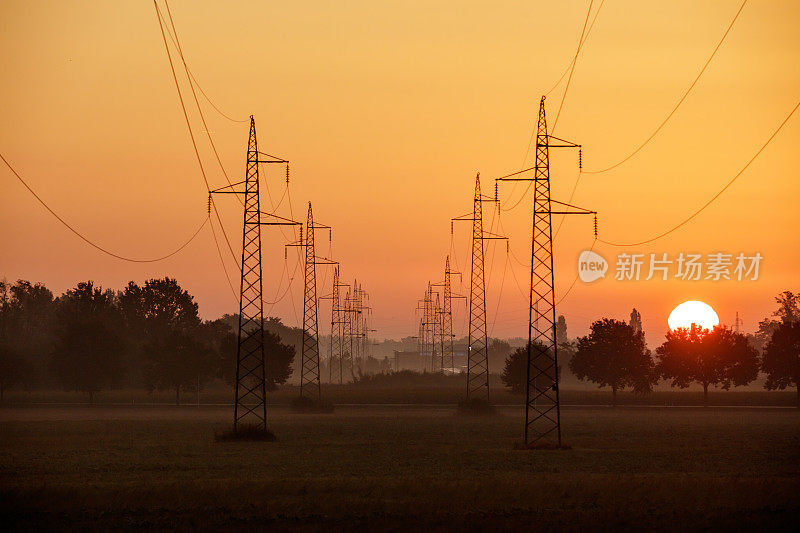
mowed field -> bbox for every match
[1,405,799,531]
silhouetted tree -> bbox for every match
[120,278,209,405]
[754,291,799,352]
[0,281,22,400]
[501,341,553,394]
[656,325,759,407]
[488,338,512,372]
[762,321,800,407]
[569,318,654,406]
[219,329,294,390]
[0,280,56,392]
[555,315,568,346]
[629,308,643,335]
[51,281,124,402]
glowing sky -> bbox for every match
[1,1,798,343]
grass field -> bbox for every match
[1,405,799,530]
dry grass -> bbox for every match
[0,405,798,530]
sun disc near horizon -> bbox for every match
[668,301,720,331]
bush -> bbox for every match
[290,395,335,414]
[214,423,276,442]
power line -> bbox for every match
[2,151,208,263]
[510,0,596,213]
[553,169,582,239]
[584,0,748,174]
[161,2,299,258]
[160,1,241,202]
[154,1,242,273]
[157,2,246,123]
[556,238,596,305]
[549,0,594,136]
[598,98,799,247]
[545,0,605,98]
[153,0,210,192]
[208,212,238,302]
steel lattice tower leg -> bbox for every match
[234,116,267,429]
[525,96,561,447]
[300,202,321,400]
[467,174,489,402]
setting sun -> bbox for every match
[668,300,720,331]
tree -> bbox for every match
[488,338,512,372]
[629,308,642,335]
[569,318,654,406]
[656,325,759,406]
[51,281,124,402]
[555,315,568,346]
[0,281,22,400]
[754,291,799,352]
[501,341,553,394]
[219,329,294,391]
[762,321,800,407]
[0,280,56,393]
[120,277,210,405]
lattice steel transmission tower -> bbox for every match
[287,203,335,400]
[433,256,464,373]
[209,115,294,430]
[496,96,595,447]
[341,287,359,381]
[453,174,506,402]
[417,316,425,360]
[416,283,435,371]
[322,267,349,384]
[349,281,371,372]
[432,291,444,372]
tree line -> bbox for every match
[502,292,800,406]
[0,278,295,403]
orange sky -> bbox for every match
[1,0,798,344]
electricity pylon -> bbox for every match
[341,287,360,381]
[350,281,371,372]
[433,256,465,373]
[287,202,335,400]
[417,283,437,371]
[496,95,596,447]
[209,115,296,430]
[432,291,444,372]
[321,267,349,384]
[453,175,507,402]
[417,317,425,360]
